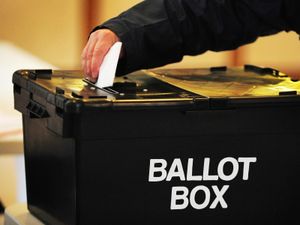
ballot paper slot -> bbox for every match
[103,87,120,95]
[82,79,120,95]
[71,89,110,99]
[82,78,140,96]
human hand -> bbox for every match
[81,29,121,82]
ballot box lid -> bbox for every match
[12,65,300,113]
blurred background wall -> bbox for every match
[0,0,85,69]
[1,0,299,72]
[0,0,300,210]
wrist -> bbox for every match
[91,29,120,42]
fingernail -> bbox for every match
[92,72,97,79]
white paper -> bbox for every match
[95,42,122,88]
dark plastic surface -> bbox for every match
[21,105,300,225]
[13,70,203,114]
[12,67,300,115]
[13,67,300,225]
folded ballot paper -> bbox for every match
[95,42,122,88]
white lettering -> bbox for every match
[166,158,186,181]
[148,159,167,182]
[238,157,257,180]
[210,185,229,209]
[203,158,218,181]
[170,186,189,210]
[187,158,203,181]
[218,157,239,181]
[190,186,211,210]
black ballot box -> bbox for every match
[13,66,300,225]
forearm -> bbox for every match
[93,0,299,75]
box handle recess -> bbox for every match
[26,100,49,118]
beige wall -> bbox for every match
[98,0,143,23]
[240,31,300,76]
[0,0,84,69]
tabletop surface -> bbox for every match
[4,203,43,225]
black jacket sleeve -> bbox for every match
[92,0,300,75]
